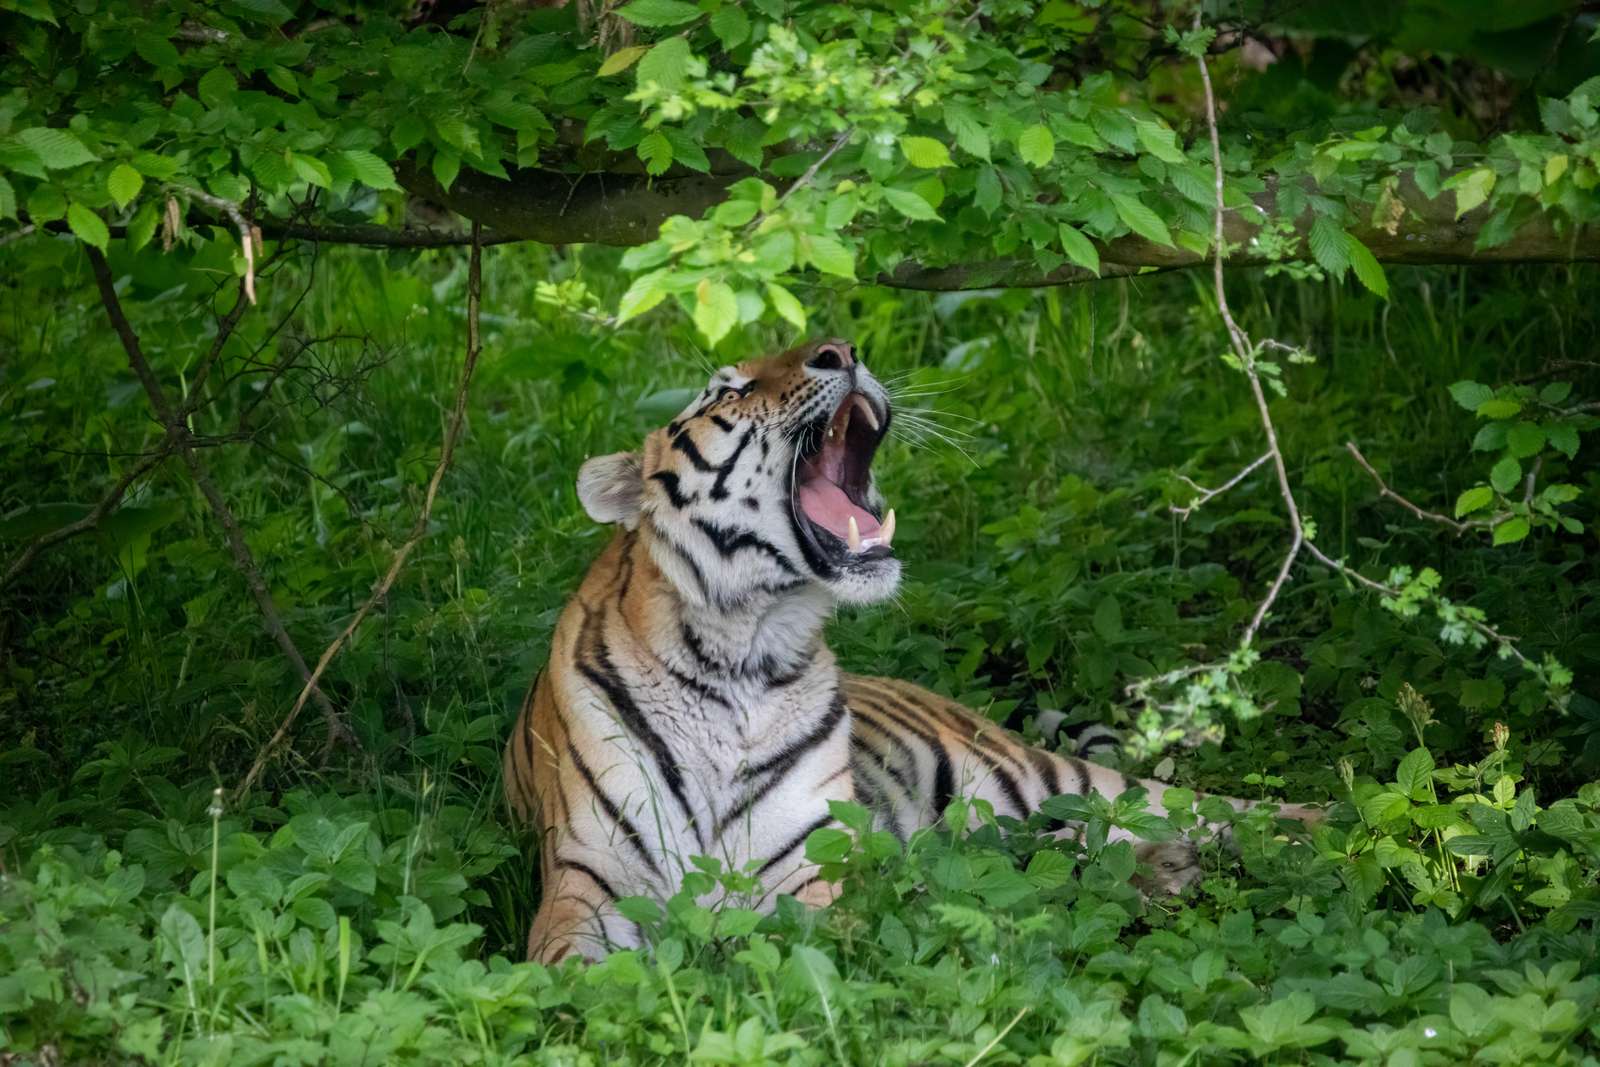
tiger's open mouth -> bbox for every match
[792,390,893,564]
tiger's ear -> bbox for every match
[577,451,644,527]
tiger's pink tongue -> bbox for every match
[798,478,880,541]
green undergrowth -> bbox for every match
[4,765,1598,1064]
[2,239,1599,1062]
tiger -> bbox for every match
[502,337,1321,963]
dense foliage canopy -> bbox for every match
[5,0,1600,330]
[2,1,1600,1064]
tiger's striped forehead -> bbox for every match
[653,346,842,449]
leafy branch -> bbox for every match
[1344,442,1489,537]
[1127,23,1573,755]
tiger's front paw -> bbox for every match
[794,879,842,908]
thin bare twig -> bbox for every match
[0,442,175,589]
[237,223,488,797]
[1170,451,1271,520]
[1345,441,1486,535]
[760,128,854,223]
[172,185,259,304]
[84,247,352,752]
[1520,455,1543,507]
[1,262,278,589]
[1193,38,1304,649]
[1513,359,1600,384]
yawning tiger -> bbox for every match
[502,337,1319,962]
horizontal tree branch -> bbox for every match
[395,164,1598,289]
[888,175,1600,289]
[19,165,1590,287]
[397,162,741,248]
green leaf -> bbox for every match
[432,150,461,191]
[712,199,758,226]
[1471,423,1507,451]
[1454,486,1493,517]
[1112,194,1173,247]
[1489,455,1521,494]
[17,127,98,169]
[1058,121,1103,150]
[974,166,1002,216]
[693,279,739,345]
[197,66,237,109]
[1476,398,1522,419]
[1017,124,1055,168]
[710,6,750,48]
[803,234,855,278]
[1546,423,1579,458]
[1506,422,1545,459]
[66,203,109,251]
[1394,747,1435,801]
[616,0,701,26]
[1359,790,1410,825]
[617,269,669,322]
[1344,234,1388,298]
[882,187,940,221]
[1308,216,1350,277]
[1057,223,1099,275]
[0,175,15,220]
[1092,596,1122,641]
[1023,850,1074,890]
[1090,107,1137,152]
[1492,517,1530,545]
[134,32,181,69]
[1135,120,1186,164]
[159,904,205,974]
[1451,167,1496,217]
[1459,677,1505,709]
[900,136,952,169]
[766,282,806,329]
[637,37,693,92]
[341,150,399,191]
[804,827,852,864]
[942,104,990,161]
[266,65,299,96]
[638,131,673,176]
[127,200,158,251]
[26,184,66,222]
[227,0,293,24]
[1539,380,1573,405]
[107,164,144,209]
[1448,381,1493,412]
[292,154,332,189]
[597,44,650,76]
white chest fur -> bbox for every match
[555,598,848,904]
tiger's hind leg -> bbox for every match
[526,864,640,964]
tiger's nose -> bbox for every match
[806,340,855,372]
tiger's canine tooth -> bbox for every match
[852,393,880,432]
[847,515,862,552]
[880,508,896,547]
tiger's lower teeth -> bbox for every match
[844,507,896,553]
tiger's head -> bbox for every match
[577,337,901,608]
